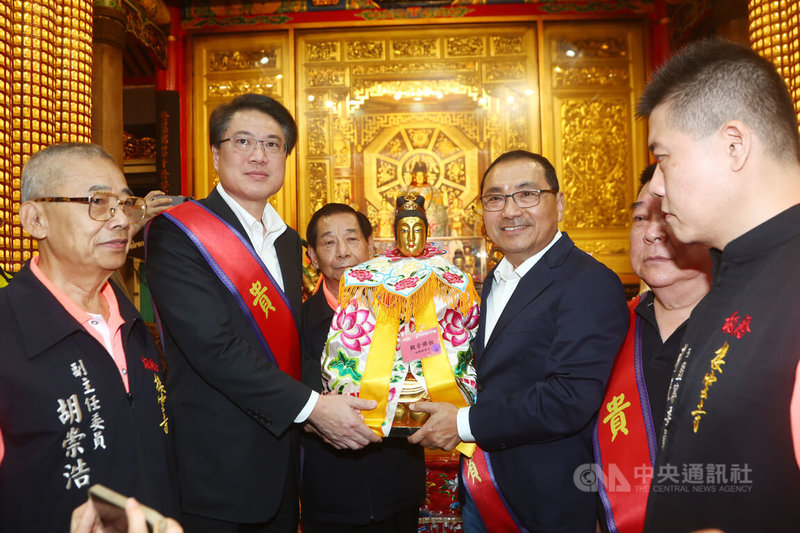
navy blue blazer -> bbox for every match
[469,233,628,532]
[146,189,309,523]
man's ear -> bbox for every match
[19,201,47,240]
[367,235,375,256]
[555,191,565,223]
[211,144,220,173]
[721,120,750,173]
[307,245,320,270]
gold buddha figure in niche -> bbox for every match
[407,160,433,208]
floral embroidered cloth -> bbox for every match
[342,245,471,298]
[322,244,479,436]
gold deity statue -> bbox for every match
[324,193,478,440]
[392,194,433,428]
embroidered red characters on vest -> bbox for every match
[721,310,752,339]
[141,356,160,373]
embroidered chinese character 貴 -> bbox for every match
[249,281,276,320]
[603,393,632,442]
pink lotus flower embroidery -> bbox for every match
[349,269,373,282]
[439,308,469,346]
[331,303,375,351]
[464,304,480,330]
[442,271,463,285]
[394,276,420,290]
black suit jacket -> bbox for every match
[469,233,628,532]
[300,289,425,525]
[145,189,309,523]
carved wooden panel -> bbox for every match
[190,32,296,224]
[187,20,648,281]
[296,25,539,234]
[541,21,648,280]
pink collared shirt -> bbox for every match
[0,257,129,465]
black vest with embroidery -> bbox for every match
[0,265,179,532]
[644,206,800,533]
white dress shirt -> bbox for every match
[216,184,287,291]
[456,231,562,442]
[216,184,319,422]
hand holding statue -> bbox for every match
[305,393,381,450]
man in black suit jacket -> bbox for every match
[146,94,379,533]
[301,203,425,532]
[411,150,628,531]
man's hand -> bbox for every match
[70,498,183,533]
[407,401,461,451]
[306,394,381,450]
[133,190,173,234]
[125,498,183,533]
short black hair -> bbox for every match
[208,93,298,155]
[639,162,657,191]
[481,150,559,194]
[637,37,800,163]
[306,203,372,248]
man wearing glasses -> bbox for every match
[145,93,379,533]
[0,143,179,531]
[411,150,627,532]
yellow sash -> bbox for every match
[359,297,474,456]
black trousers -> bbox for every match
[302,505,419,533]
[181,451,300,533]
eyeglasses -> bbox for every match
[220,136,286,155]
[35,192,147,223]
[479,189,557,212]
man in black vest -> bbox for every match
[638,38,800,532]
[0,143,180,532]
[146,94,379,533]
[301,203,426,533]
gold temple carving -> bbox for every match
[208,49,278,72]
[445,37,485,57]
[392,39,439,59]
[346,40,385,60]
[189,21,647,281]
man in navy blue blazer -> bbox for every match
[410,150,628,532]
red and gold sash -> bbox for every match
[151,201,301,381]
[593,295,656,533]
[461,446,527,533]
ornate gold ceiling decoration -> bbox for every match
[349,79,485,112]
